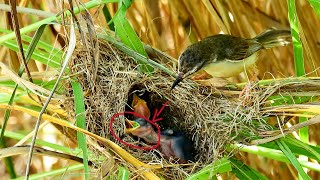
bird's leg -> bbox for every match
[239,67,259,102]
[190,70,212,80]
[198,77,231,87]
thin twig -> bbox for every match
[25,21,76,179]
[251,115,320,145]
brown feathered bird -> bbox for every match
[171,29,292,89]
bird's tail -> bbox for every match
[254,29,292,49]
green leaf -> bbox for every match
[230,157,268,180]
[186,158,232,180]
[98,33,175,76]
[117,166,130,180]
[260,140,320,161]
[121,0,133,9]
[113,2,153,74]
[102,5,115,31]
[276,139,311,180]
[71,82,89,180]
[14,164,84,180]
[0,128,81,155]
[3,39,62,68]
[308,0,320,17]
[283,137,320,161]
[287,3,309,179]
[0,27,62,56]
[288,0,305,77]
[232,143,320,172]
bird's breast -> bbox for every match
[202,53,258,78]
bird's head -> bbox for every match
[171,44,205,89]
[132,93,150,119]
[125,118,155,139]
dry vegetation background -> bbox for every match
[0,0,320,179]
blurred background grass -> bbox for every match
[0,0,320,179]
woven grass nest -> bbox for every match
[69,38,272,178]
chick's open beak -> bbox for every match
[171,72,184,90]
[125,119,140,134]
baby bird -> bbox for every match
[171,29,292,89]
[126,118,194,163]
[126,93,194,163]
[159,129,194,163]
[131,93,151,119]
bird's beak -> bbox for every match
[125,119,140,133]
[171,72,184,90]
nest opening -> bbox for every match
[126,84,188,131]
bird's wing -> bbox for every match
[171,137,186,160]
[172,136,194,161]
[220,38,263,61]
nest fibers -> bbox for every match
[68,39,271,178]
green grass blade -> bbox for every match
[24,24,47,65]
[260,140,320,161]
[113,1,153,73]
[230,157,268,180]
[102,5,115,31]
[186,158,232,180]
[117,166,130,180]
[307,0,320,17]
[288,0,305,77]
[14,164,84,180]
[98,33,175,76]
[276,139,311,180]
[0,140,16,178]
[287,2,308,179]
[0,27,62,56]
[233,144,320,172]
[71,82,89,180]
[283,136,320,161]
[3,39,62,68]
[0,128,81,155]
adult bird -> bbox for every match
[171,29,292,89]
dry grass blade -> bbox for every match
[263,103,320,114]
[14,121,49,146]
[0,62,63,99]
[8,0,37,98]
[202,0,230,34]
[82,10,100,88]
[252,115,320,145]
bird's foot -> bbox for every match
[239,80,259,106]
[190,70,212,80]
[194,77,231,87]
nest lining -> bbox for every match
[68,38,272,178]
